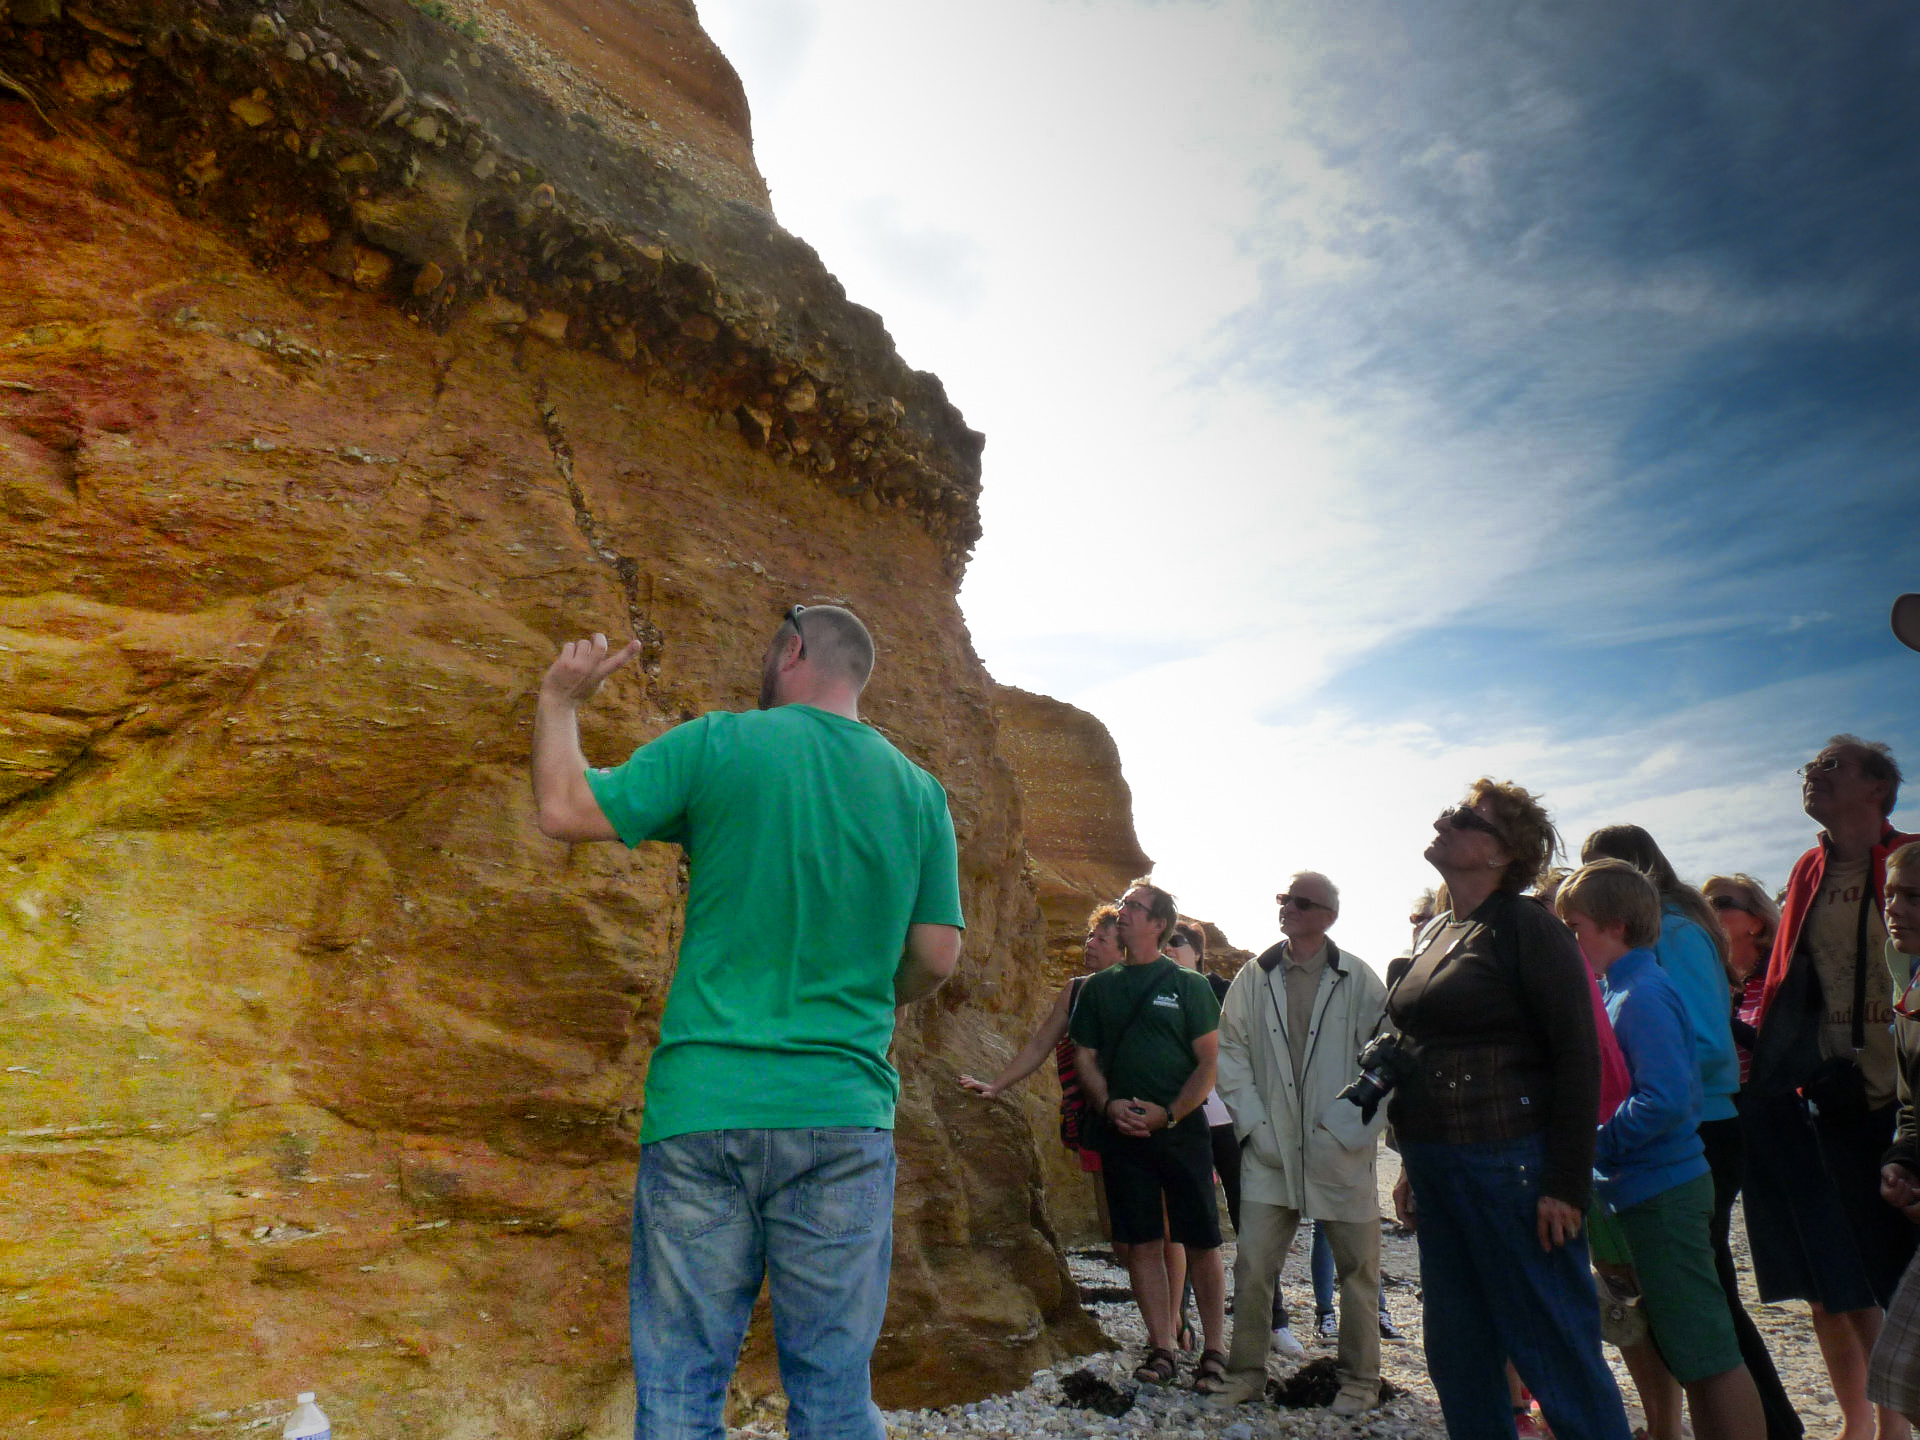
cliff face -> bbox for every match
[0,3,1096,1436]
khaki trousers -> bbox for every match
[1228,1201,1380,1401]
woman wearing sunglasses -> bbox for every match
[1386,780,1630,1440]
[1703,874,1781,1075]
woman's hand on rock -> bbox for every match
[957,1074,998,1098]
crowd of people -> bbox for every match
[530,598,1919,1440]
[963,733,1920,1440]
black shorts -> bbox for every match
[1100,1110,1222,1248]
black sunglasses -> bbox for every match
[785,603,808,658]
[1440,805,1503,840]
[1165,934,1193,949]
[1277,892,1330,912]
[1708,894,1753,915]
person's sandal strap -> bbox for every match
[1191,1348,1230,1393]
[1132,1347,1178,1384]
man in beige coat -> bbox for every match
[1211,871,1389,1414]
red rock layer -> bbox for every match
[0,5,1096,1435]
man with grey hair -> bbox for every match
[530,602,965,1440]
[1745,735,1916,1440]
[1212,871,1388,1415]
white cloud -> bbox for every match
[697,0,1919,972]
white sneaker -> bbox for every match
[1270,1324,1305,1359]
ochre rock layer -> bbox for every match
[0,3,1100,1436]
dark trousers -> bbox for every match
[1700,1115,1803,1440]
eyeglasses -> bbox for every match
[1798,755,1845,777]
[1708,894,1752,915]
[1165,935,1192,950]
[1277,893,1330,912]
[1118,898,1154,916]
[1439,805,1504,839]
[785,604,808,659]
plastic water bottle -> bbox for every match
[283,1392,331,1440]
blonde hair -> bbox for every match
[1556,859,1661,949]
[1466,778,1563,894]
[1701,873,1779,974]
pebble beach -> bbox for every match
[815,1150,1844,1440]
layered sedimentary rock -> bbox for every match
[0,3,1099,1435]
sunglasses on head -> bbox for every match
[1277,892,1329,912]
[1440,805,1503,839]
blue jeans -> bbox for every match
[631,1128,895,1440]
[1403,1135,1630,1440]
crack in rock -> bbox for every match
[531,381,663,676]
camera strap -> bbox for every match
[1852,884,1871,1055]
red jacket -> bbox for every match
[1748,821,1917,1031]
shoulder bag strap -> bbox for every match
[1853,887,1871,1054]
[1104,961,1174,1077]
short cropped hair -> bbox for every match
[1888,843,1920,877]
[783,604,875,690]
[1172,920,1207,960]
[1125,876,1179,948]
[1290,871,1340,915]
[1465,778,1564,894]
[1555,859,1661,949]
[1828,734,1902,816]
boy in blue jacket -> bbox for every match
[1557,860,1763,1440]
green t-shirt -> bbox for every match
[1068,957,1220,1107]
[584,704,964,1143]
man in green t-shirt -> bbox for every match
[530,604,965,1440]
[1070,878,1226,1388]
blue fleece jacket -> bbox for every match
[1594,948,1709,1211]
[1654,905,1741,1123]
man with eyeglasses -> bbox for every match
[1211,871,1387,1415]
[1744,736,1917,1440]
[1070,879,1227,1388]
[530,604,965,1440]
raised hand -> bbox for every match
[541,633,642,706]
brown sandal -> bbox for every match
[1192,1348,1230,1394]
[1132,1346,1178,1385]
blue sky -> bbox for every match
[699,0,1920,963]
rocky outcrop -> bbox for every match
[990,687,1152,984]
[0,4,1098,1436]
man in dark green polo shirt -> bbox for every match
[1071,878,1225,1387]
[530,604,965,1440]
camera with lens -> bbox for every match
[1337,1032,1417,1124]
